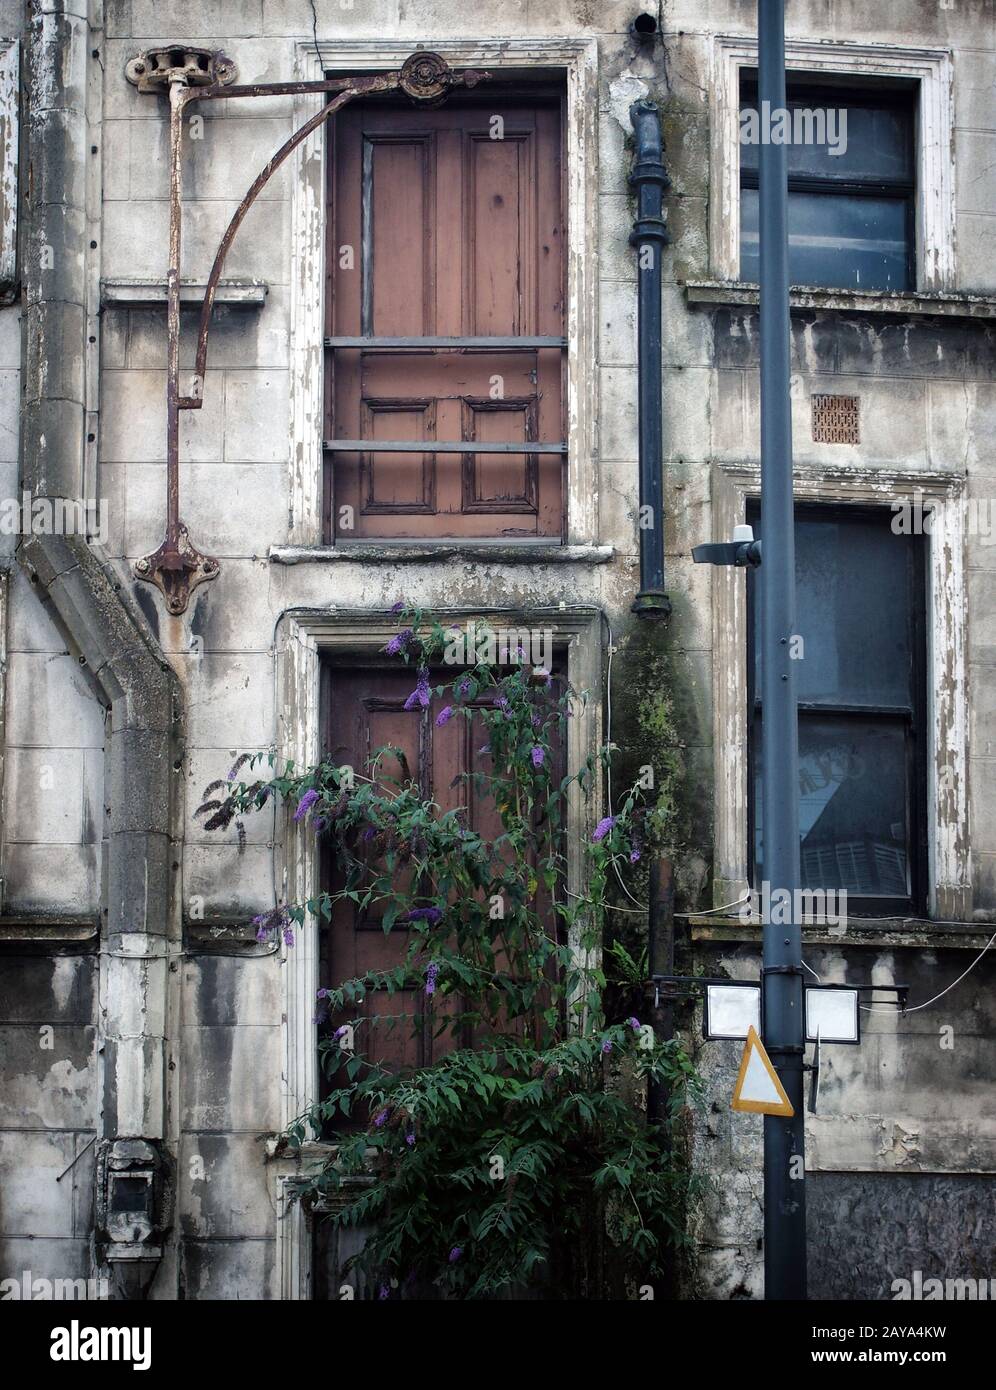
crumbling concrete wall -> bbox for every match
[0,0,104,1301]
[0,949,98,1291]
[1,0,102,918]
[2,0,180,1304]
[0,0,992,1300]
[687,941,996,1298]
[174,952,283,1298]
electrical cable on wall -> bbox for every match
[861,928,996,1014]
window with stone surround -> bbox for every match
[739,76,916,292]
[710,37,956,293]
[287,38,598,552]
[323,82,566,542]
[709,463,970,924]
[746,503,928,916]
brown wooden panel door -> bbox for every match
[318,662,564,1091]
[325,90,565,541]
[320,669,426,1076]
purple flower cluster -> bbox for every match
[374,1109,389,1128]
[448,1246,462,1264]
[227,753,249,783]
[384,627,414,656]
[425,961,440,996]
[436,705,454,727]
[404,667,431,711]
[293,788,319,822]
[531,745,545,769]
[627,1017,641,1032]
[252,905,293,947]
[601,1038,613,1054]
[592,815,615,843]
[405,906,443,925]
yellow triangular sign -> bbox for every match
[731,1025,794,1116]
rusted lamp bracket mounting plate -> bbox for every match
[135,523,219,616]
[125,46,238,93]
[129,50,488,615]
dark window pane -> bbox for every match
[741,186,910,290]
[752,512,914,707]
[754,715,910,897]
[748,507,925,911]
[739,100,913,182]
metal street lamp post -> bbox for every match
[757,0,808,1300]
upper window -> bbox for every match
[739,77,916,292]
[747,505,927,916]
[324,84,566,542]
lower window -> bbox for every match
[747,503,927,915]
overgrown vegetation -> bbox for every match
[199,606,702,1299]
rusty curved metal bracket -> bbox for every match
[134,52,489,614]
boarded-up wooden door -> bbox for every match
[325,89,565,540]
[318,662,563,1089]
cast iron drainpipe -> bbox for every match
[629,101,672,620]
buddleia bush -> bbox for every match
[201,605,702,1299]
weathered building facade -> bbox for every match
[0,0,993,1300]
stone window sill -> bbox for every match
[184,918,275,954]
[691,916,994,950]
[684,280,996,321]
[100,278,268,310]
[270,542,614,565]
[0,916,99,946]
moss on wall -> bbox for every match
[602,613,712,1033]
[609,617,708,884]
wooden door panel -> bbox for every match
[467,133,530,335]
[321,672,425,1090]
[362,401,435,512]
[360,352,537,397]
[462,397,536,512]
[326,92,564,541]
[320,663,564,1087]
[368,136,434,336]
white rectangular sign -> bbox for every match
[805,986,860,1044]
[705,983,761,1040]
